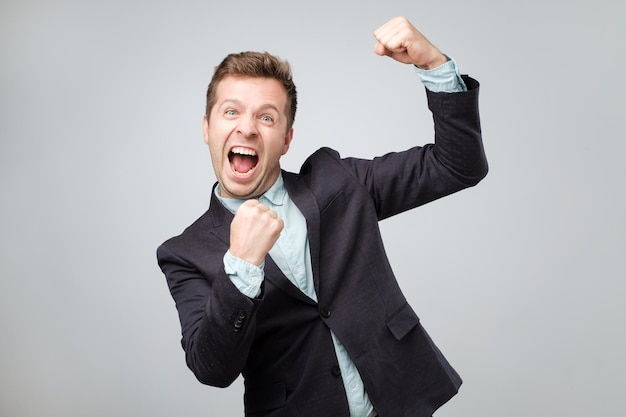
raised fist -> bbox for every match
[229,199,283,266]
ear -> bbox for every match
[202,115,210,145]
[281,128,294,155]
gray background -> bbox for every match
[1,0,624,416]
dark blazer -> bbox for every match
[157,76,488,417]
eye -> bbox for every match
[260,114,274,122]
[224,109,237,116]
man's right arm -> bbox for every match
[156,199,282,386]
[157,241,260,388]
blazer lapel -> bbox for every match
[264,256,317,305]
[282,171,322,297]
[207,185,234,246]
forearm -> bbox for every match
[184,271,257,387]
[223,250,264,298]
[426,75,488,185]
[157,244,259,387]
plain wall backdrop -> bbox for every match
[1,0,625,416]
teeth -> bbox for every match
[231,147,257,156]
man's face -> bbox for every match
[204,76,294,200]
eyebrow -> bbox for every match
[219,99,280,114]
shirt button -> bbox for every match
[320,307,331,318]
[331,365,341,377]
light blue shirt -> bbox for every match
[216,57,465,417]
[416,55,467,92]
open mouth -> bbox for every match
[229,146,259,174]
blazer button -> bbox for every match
[331,365,341,377]
[234,309,246,332]
[320,307,331,318]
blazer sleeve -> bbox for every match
[157,238,262,388]
[341,75,488,220]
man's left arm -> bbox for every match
[342,16,488,219]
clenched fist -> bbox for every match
[373,16,448,70]
[229,199,283,266]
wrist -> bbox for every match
[415,51,448,70]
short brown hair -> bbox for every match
[205,51,297,130]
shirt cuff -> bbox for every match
[223,251,264,298]
[414,55,467,93]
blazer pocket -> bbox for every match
[244,381,286,414]
[319,190,344,214]
[386,302,420,340]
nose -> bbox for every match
[237,117,258,138]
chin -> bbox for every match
[221,183,255,200]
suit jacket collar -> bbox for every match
[205,183,232,246]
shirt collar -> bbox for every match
[215,173,287,214]
[261,174,287,207]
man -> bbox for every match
[157,16,488,417]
